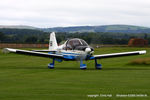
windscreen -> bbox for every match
[66,39,88,49]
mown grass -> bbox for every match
[0,47,150,100]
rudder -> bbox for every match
[49,32,58,51]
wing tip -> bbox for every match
[139,50,146,54]
[3,48,16,53]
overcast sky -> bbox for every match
[0,0,150,28]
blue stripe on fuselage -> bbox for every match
[48,51,94,60]
[60,52,80,55]
[60,52,79,60]
[48,51,80,55]
[48,51,79,60]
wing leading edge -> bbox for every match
[4,48,64,59]
[4,48,146,60]
[93,50,146,59]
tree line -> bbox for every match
[0,29,150,44]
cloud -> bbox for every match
[0,0,150,27]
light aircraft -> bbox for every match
[4,32,146,69]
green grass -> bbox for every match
[0,47,150,100]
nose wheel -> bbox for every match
[80,60,87,70]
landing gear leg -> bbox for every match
[80,60,87,70]
[95,59,102,69]
[48,58,55,69]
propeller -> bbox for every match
[85,47,92,54]
[76,47,93,61]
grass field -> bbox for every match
[0,47,150,100]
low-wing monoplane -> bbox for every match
[4,32,146,69]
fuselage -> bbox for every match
[51,38,94,60]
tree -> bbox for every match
[144,34,148,39]
[0,32,6,42]
[25,36,38,43]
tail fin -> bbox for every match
[49,32,58,51]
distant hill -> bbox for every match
[0,25,37,29]
[1,24,150,33]
[41,25,150,33]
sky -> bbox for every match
[0,0,150,28]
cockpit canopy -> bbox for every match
[64,38,90,50]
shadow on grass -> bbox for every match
[1,66,150,71]
[56,67,96,70]
[56,67,150,71]
[0,66,96,70]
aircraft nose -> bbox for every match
[85,48,91,53]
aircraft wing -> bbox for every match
[93,50,146,59]
[32,50,50,52]
[4,48,64,59]
[31,50,56,52]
